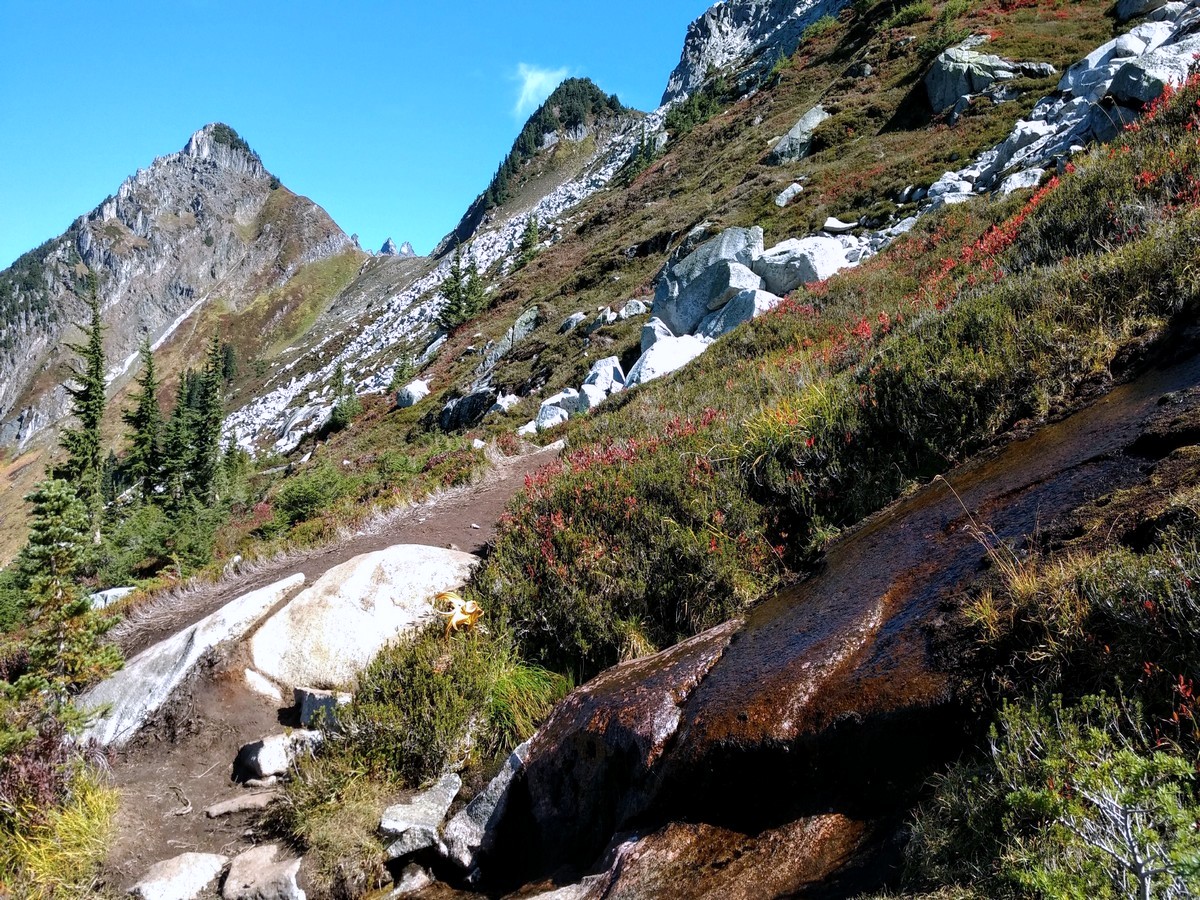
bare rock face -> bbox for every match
[662,0,849,105]
[249,544,479,689]
[0,122,352,450]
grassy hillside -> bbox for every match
[4,0,1199,894]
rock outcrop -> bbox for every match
[925,37,1056,114]
[380,773,462,860]
[249,545,479,689]
[767,105,830,164]
[78,575,305,748]
[663,0,849,105]
[469,354,1200,894]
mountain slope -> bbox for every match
[0,123,353,451]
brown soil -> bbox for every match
[97,443,562,895]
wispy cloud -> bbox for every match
[513,63,570,118]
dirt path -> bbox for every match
[98,443,561,894]
[114,442,563,659]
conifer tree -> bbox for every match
[518,216,540,267]
[437,246,471,331]
[161,377,195,506]
[192,336,226,501]
[122,338,163,500]
[19,479,121,702]
[56,289,107,515]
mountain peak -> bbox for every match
[181,123,264,172]
[663,0,846,105]
[379,238,418,258]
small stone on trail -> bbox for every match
[205,791,280,818]
[222,843,306,900]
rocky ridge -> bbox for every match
[0,123,352,450]
[662,0,850,104]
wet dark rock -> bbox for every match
[478,354,1200,895]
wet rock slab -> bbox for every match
[479,355,1200,893]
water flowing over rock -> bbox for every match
[473,355,1200,895]
[663,0,850,105]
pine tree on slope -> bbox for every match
[121,338,163,501]
[55,289,107,521]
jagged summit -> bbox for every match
[379,238,417,257]
[183,123,261,164]
[662,0,847,104]
[0,121,351,454]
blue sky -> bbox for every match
[0,1,713,268]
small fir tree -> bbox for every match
[437,246,486,331]
[121,338,163,500]
[192,336,226,501]
[161,377,196,506]
[328,362,363,432]
[56,289,107,517]
[18,479,121,704]
[518,216,540,267]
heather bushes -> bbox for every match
[475,410,781,677]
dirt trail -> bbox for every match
[115,443,562,659]
[98,443,561,894]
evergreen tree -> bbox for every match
[192,336,226,501]
[18,480,121,702]
[56,289,107,516]
[121,338,163,500]
[328,361,363,432]
[161,377,195,506]
[518,216,540,267]
[221,342,238,384]
[437,246,473,331]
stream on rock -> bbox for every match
[465,345,1200,898]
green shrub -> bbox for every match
[273,464,349,527]
[0,762,117,899]
[664,76,730,139]
[908,696,1200,898]
[338,623,492,784]
[884,0,933,28]
[802,14,839,42]
[328,394,363,433]
[474,411,780,679]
